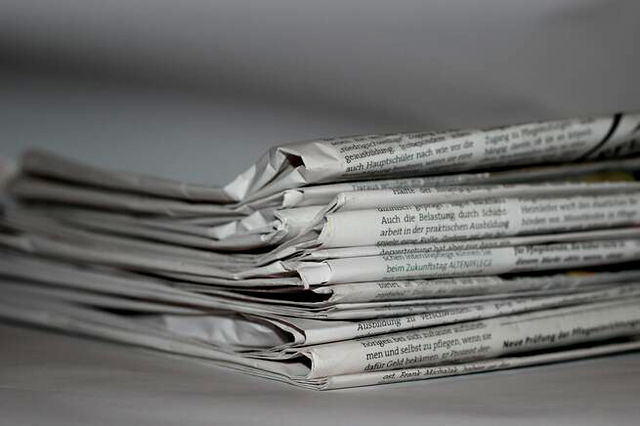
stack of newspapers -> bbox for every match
[2,112,640,390]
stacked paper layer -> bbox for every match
[2,112,640,389]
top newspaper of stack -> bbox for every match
[13,112,640,206]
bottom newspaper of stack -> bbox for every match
[2,219,640,389]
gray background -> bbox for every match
[2,0,640,183]
[1,0,640,424]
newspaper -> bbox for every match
[280,156,640,208]
[3,110,640,390]
[13,112,640,207]
[12,180,639,266]
[20,149,233,202]
[0,287,638,389]
[297,239,640,285]
[2,234,639,312]
[298,299,640,379]
[12,181,640,253]
[2,275,639,348]
[4,248,640,317]
[290,192,640,251]
[10,185,637,258]
[8,176,244,217]
[11,154,640,227]
[224,112,640,201]
[10,146,640,252]
[299,227,640,261]
[4,207,640,286]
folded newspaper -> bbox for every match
[2,111,640,389]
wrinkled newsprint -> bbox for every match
[2,111,640,389]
